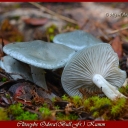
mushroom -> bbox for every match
[3,40,75,89]
[53,30,103,51]
[61,43,127,100]
[0,55,48,89]
[0,55,33,81]
[3,40,75,69]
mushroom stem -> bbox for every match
[92,74,127,101]
[122,78,128,87]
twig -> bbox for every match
[29,2,77,24]
[108,26,128,34]
[0,37,5,57]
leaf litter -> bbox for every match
[0,2,128,121]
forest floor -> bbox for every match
[0,2,128,121]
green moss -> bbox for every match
[15,111,38,120]
[0,92,127,120]
[71,95,82,107]
[7,103,24,116]
[93,97,112,108]
[84,100,91,112]
[39,104,51,119]
[1,77,7,82]
[62,95,70,101]
[6,103,38,120]
[47,27,54,34]
[83,96,111,113]
[51,97,56,102]
[92,111,99,118]
[82,96,127,119]
[5,93,10,99]
[46,25,58,41]
[0,108,9,120]
[63,23,80,30]
[54,105,60,110]
[110,98,126,117]
[56,112,78,120]
[49,34,55,41]
[119,85,128,96]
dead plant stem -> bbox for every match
[29,2,77,24]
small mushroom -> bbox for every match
[0,55,33,81]
[3,40,75,90]
[61,43,127,100]
[53,30,103,51]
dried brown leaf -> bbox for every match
[24,18,48,26]
[111,36,123,59]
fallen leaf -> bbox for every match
[111,36,123,59]
[23,18,48,26]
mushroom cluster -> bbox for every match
[0,30,127,101]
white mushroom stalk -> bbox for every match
[92,74,126,100]
[61,43,127,101]
[30,65,47,90]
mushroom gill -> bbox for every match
[61,43,127,100]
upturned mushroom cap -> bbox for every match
[3,40,75,70]
[53,30,103,51]
[61,43,126,97]
[0,55,33,81]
